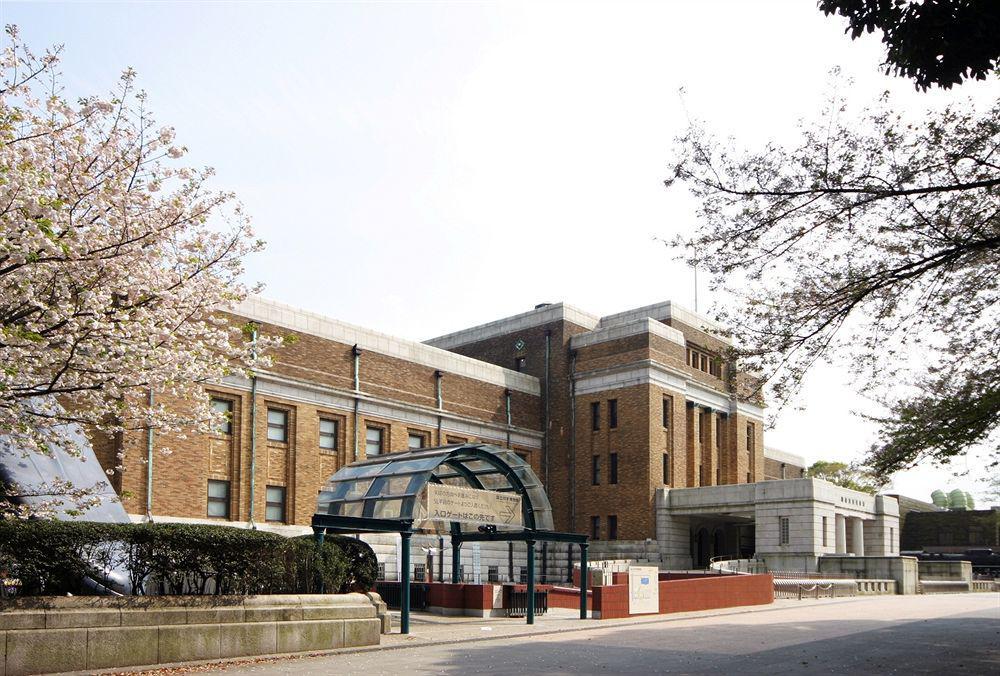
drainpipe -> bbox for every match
[145,388,154,522]
[504,389,512,449]
[544,330,551,488]
[435,370,444,444]
[352,345,362,461]
[568,349,578,532]
[248,327,259,528]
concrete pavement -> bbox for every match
[193,593,1000,675]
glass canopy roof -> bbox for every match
[316,444,554,532]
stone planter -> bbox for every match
[0,593,387,675]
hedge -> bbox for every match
[0,520,378,597]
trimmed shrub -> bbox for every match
[0,520,376,597]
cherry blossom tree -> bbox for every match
[0,26,272,514]
[665,83,999,479]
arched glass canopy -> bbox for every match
[317,443,554,532]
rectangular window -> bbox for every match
[514,356,526,372]
[662,453,670,484]
[518,566,527,583]
[608,399,618,429]
[207,479,230,519]
[609,453,618,485]
[591,455,600,485]
[662,397,672,428]
[408,431,428,449]
[746,471,751,483]
[446,435,467,444]
[591,401,600,431]
[591,515,600,540]
[747,422,755,454]
[822,516,828,547]
[377,562,386,580]
[265,485,286,523]
[779,516,790,545]
[413,563,426,581]
[488,565,500,583]
[211,397,234,435]
[608,515,618,541]
[319,418,338,452]
[366,426,384,456]
[267,408,288,443]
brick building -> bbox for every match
[97,297,895,574]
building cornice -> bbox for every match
[570,317,686,350]
[424,302,601,350]
[230,297,540,395]
[573,358,764,419]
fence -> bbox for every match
[708,557,768,575]
[374,581,429,610]
[505,589,549,618]
[773,578,857,599]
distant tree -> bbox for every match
[982,475,1000,504]
[819,0,1000,90]
[806,460,885,494]
[0,27,276,516]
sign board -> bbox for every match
[628,566,659,615]
[425,483,523,527]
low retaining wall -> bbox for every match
[917,560,972,582]
[817,556,919,595]
[0,593,385,676]
[592,574,773,619]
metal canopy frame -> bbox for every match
[311,444,589,634]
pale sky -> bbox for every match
[4,1,997,503]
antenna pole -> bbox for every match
[694,265,699,313]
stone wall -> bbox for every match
[0,593,384,676]
[817,555,919,595]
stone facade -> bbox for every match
[656,479,901,572]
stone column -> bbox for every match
[851,517,865,556]
[685,402,699,486]
[835,514,847,554]
[702,408,717,486]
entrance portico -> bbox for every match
[656,479,899,571]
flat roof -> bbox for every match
[425,300,730,350]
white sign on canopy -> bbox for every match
[424,483,523,527]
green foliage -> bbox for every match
[820,0,1000,90]
[806,460,885,494]
[0,520,377,597]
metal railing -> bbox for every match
[375,581,429,610]
[708,556,768,575]
[506,589,548,618]
[773,578,857,599]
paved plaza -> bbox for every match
[175,594,1000,675]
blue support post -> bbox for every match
[401,532,411,635]
[526,539,536,625]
